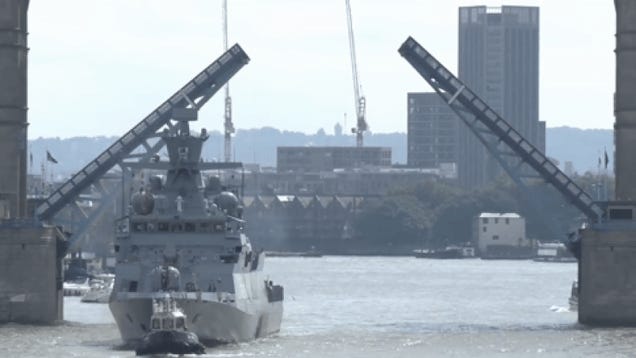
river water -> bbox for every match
[2,256,635,357]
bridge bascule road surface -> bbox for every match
[399,36,604,224]
[36,45,250,250]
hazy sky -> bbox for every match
[27,0,615,139]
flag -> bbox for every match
[46,150,58,164]
[604,148,609,169]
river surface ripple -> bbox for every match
[1,256,635,357]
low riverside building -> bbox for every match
[242,195,362,252]
[474,213,534,259]
[277,146,391,172]
[242,166,447,197]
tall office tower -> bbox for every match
[458,6,545,188]
[407,93,459,169]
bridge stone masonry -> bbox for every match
[1,0,635,327]
[577,0,636,326]
[398,0,636,326]
[0,0,249,323]
[0,0,65,324]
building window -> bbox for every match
[492,235,499,240]
[505,218,510,224]
[483,226,487,232]
[482,218,489,224]
[494,218,499,224]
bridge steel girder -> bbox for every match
[399,36,603,222]
[36,44,250,223]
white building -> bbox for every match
[474,213,534,259]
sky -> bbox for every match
[27,0,615,139]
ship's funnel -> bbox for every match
[614,0,636,200]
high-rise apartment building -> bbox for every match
[407,93,459,169]
[458,6,545,188]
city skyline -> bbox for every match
[457,5,543,188]
[27,1,614,139]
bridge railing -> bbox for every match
[399,36,603,222]
[36,44,250,222]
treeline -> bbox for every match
[352,173,610,250]
[29,126,612,177]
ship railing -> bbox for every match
[116,291,235,303]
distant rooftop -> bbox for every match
[478,212,522,218]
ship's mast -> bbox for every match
[223,0,234,162]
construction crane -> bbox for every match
[345,0,367,147]
[222,0,234,162]
[36,44,250,230]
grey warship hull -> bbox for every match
[108,114,283,346]
[110,292,282,344]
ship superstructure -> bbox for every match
[109,118,283,345]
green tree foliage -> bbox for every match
[352,175,598,251]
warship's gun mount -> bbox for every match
[123,117,245,223]
[35,44,250,251]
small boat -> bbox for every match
[534,242,577,262]
[414,246,475,259]
[135,294,205,356]
[266,251,323,258]
[569,281,578,311]
[81,274,115,303]
[63,278,90,297]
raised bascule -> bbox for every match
[1,0,635,328]
[399,0,636,326]
[0,0,251,323]
[398,37,603,222]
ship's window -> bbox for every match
[609,208,633,220]
[128,281,138,292]
[220,254,238,263]
[152,319,160,329]
[163,318,174,329]
[176,318,185,329]
[178,147,189,160]
[185,223,196,232]
[200,223,210,232]
[171,224,183,232]
[158,222,169,232]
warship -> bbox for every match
[108,117,283,345]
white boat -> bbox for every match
[534,242,577,262]
[569,281,578,311]
[63,278,90,297]
[81,274,115,303]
